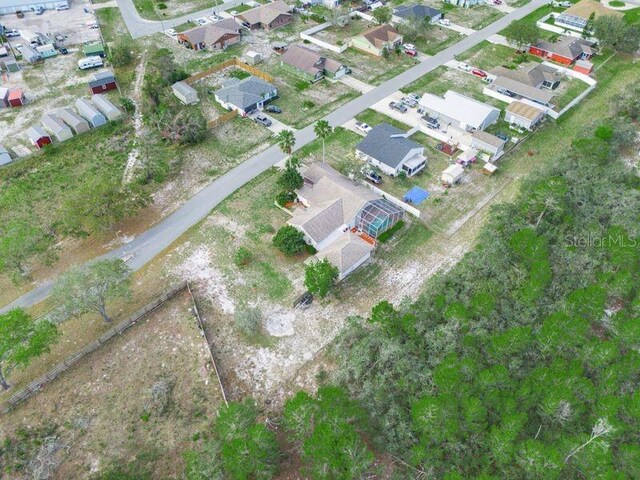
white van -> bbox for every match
[78,56,103,70]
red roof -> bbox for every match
[8,88,24,100]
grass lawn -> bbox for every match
[133,0,222,20]
[96,7,131,43]
[331,48,417,85]
[413,25,461,55]
[457,41,541,71]
[313,17,373,44]
[553,76,590,111]
[623,7,640,24]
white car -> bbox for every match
[166,28,177,37]
[403,43,416,51]
[439,18,451,26]
[355,121,372,134]
[458,62,472,72]
[195,17,210,25]
[55,3,69,10]
[209,14,221,22]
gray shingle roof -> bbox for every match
[215,75,276,110]
[356,123,422,169]
[393,4,442,19]
[534,36,593,60]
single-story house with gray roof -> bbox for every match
[355,123,426,177]
[214,75,277,116]
[280,45,348,82]
[392,4,443,24]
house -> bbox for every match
[356,123,426,177]
[92,94,122,121]
[20,44,41,63]
[444,0,481,8]
[214,76,277,115]
[419,90,500,131]
[555,0,622,31]
[289,163,403,279]
[280,45,348,82]
[172,81,199,105]
[442,164,464,185]
[573,59,593,75]
[237,1,293,31]
[529,36,594,66]
[489,63,561,107]
[89,71,118,94]
[505,101,545,130]
[57,107,91,134]
[0,87,8,108]
[83,42,105,58]
[25,126,51,149]
[392,5,443,24]
[470,130,506,160]
[75,98,107,127]
[36,44,57,58]
[8,88,26,107]
[352,25,403,57]
[0,0,68,14]
[177,19,242,51]
[0,145,11,166]
[244,51,262,65]
[2,58,20,73]
[41,113,73,142]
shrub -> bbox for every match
[305,244,317,255]
[109,41,133,67]
[273,225,307,256]
[120,96,135,113]
[234,307,262,337]
[377,220,405,243]
[304,259,339,298]
[276,190,296,207]
[157,2,167,9]
[295,80,310,91]
[234,247,252,268]
[229,69,250,80]
[302,100,315,109]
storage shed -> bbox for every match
[0,87,8,108]
[8,88,26,107]
[20,44,41,63]
[171,81,199,105]
[573,59,593,76]
[505,101,545,131]
[482,162,498,176]
[36,44,57,58]
[89,71,118,94]
[75,98,107,127]
[42,113,73,142]
[442,164,464,185]
[0,145,11,166]
[83,42,105,57]
[26,126,52,149]
[57,107,91,134]
[91,94,122,121]
[456,148,477,166]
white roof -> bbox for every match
[457,148,477,162]
[420,90,499,130]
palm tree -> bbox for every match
[314,120,333,163]
[276,129,295,155]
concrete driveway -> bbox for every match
[247,111,291,135]
[1,0,549,313]
[440,22,476,36]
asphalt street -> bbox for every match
[0,0,547,313]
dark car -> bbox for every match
[389,101,407,113]
[265,105,281,114]
[59,47,68,54]
[496,132,509,142]
[422,115,440,130]
[365,170,383,184]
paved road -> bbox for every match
[114,0,247,38]
[0,0,547,314]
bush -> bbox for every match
[157,2,167,8]
[234,247,252,268]
[109,41,133,68]
[295,80,310,91]
[305,244,317,255]
[120,96,135,113]
[273,225,307,256]
[276,190,296,207]
[302,100,315,109]
[234,307,262,337]
[377,220,405,243]
[304,259,339,298]
[229,69,250,80]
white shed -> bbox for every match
[57,107,91,134]
[442,164,464,185]
[76,98,107,127]
[171,81,199,105]
[0,145,11,165]
[91,94,122,121]
[42,113,73,141]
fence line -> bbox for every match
[1,282,188,414]
[208,108,238,129]
[184,58,274,85]
[186,283,228,406]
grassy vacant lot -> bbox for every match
[0,293,223,479]
[429,2,505,29]
[313,17,373,44]
[133,0,222,20]
[457,41,542,71]
[331,47,417,85]
[413,25,461,55]
[261,63,359,128]
[503,5,564,40]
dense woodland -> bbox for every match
[175,85,640,480]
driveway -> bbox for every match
[339,75,375,93]
[440,22,476,36]
[247,112,291,135]
[1,0,549,313]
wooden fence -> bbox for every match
[1,282,189,414]
[208,108,238,129]
[184,58,274,85]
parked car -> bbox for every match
[403,43,416,51]
[389,101,408,113]
[365,170,383,184]
[265,105,282,114]
[493,0,502,4]
[439,18,451,26]
[209,15,221,22]
[16,11,24,18]
[355,121,372,134]
[166,28,177,37]
[59,47,68,54]
[557,1,571,6]
[421,115,440,130]
[255,114,272,127]
[55,3,69,10]
[405,48,417,57]
[195,17,210,25]
[5,29,19,37]
[401,96,418,108]
[35,7,44,15]
[496,132,509,141]
[407,93,421,102]
[497,87,517,98]
[472,69,487,78]
[458,62,472,72]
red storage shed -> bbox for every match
[26,126,52,149]
[8,88,26,107]
[88,71,118,94]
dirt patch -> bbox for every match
[0,291,223,479]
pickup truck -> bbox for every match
[389,101,407,113]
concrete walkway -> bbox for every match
[0,0,549,313]
[339,75,375,93]
[440,22,476,36]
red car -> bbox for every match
[405,49,417,57]
[472,69,487,78]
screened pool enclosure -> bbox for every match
[356,199,404,238]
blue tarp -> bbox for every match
[403,186,430,205]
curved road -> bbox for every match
[1,0,546,313]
